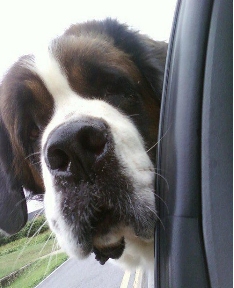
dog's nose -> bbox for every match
[44,119,109,176]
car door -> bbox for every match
[155,0,232,287]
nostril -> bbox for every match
[80,128,107,157]
[47,148,70,171]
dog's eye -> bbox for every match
[29,124,40,141]
[104,77,136,99]
[105,84,117,96]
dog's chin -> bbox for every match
[51,219,126,263]
[60,215,155,264]
[92,237,125,265]
[48,199,155,268]
[71,221,128,264]
[65,233,125,265]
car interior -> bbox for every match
[154,0,232,287]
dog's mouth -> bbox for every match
[58,174,132,263]
[91,212,126,264]
[93,237,125,265]
[91,211,126,264]
[59,191,156,264]
[61,200,128,264]
[53,162,156,265]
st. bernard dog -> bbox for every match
[0,19,167,270]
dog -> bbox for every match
[0,19,167,270]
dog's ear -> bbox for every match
[0,116,27,235]
[134,37,168,100]
[103,19,168,100]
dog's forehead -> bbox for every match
[36,36,141,95]
[54,36,142,93]
[51,35,126,67]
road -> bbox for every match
[35,253,153,288]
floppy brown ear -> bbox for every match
[0,117,27,235]
[136,38,168,100]
[102,19,168,100]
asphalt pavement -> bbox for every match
[35,253,147,288]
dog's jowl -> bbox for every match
[0,19,167,270]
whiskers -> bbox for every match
[146,203,166,231]
[25,152,42,166]
[43,234,59,279]
[146,124,172,153]
[148,168,170,192]
[128,114,140,118]
[27,193,44,202]
[138,167,169,228]
[13,212,47,270]
[25,152,41,161]
[133,190,166,231]
[12,209,62,283]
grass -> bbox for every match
[0,215,68,287]
[0,231,58,279]
[7,252,68,288]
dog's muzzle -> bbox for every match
[43,117,128,262]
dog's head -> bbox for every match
[0,19,167,269]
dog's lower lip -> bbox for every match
[93,237,125,265]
